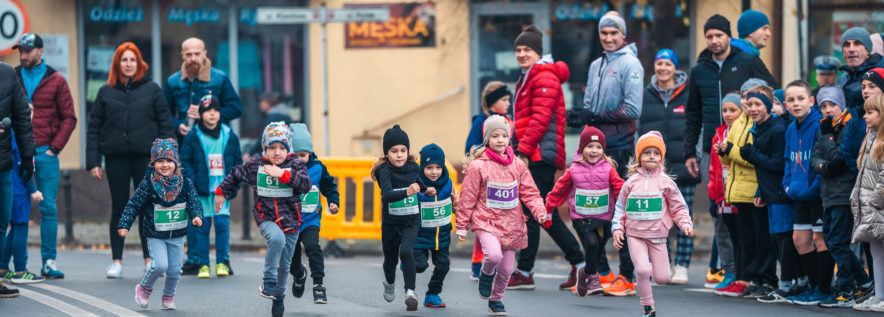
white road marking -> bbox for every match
[29,283,146,317]
[18,288,99,317]
[684,288,714,293]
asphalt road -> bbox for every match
[0,248,874,316]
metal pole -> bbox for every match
[151,0,162,85]
[242,186,251,240]
[62,171,74,244]
[321,3,330,156]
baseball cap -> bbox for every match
[13,33,43,51]
[813,55,841,74]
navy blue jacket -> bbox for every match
[180,123,242,199]
[839,54,884,110]
[117,170,204,239]
[465,113,488,155]
[300,153,340,230]
[415,179,453,250]
[743,116,790,204]
[164,67,242,135]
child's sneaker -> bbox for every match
[106,262,122,279]
[822,289,857,308]
[855,295,884,311]
[0,282,19,298]
[669,265,688,284]
[181,261,200,275]
[477,271,494,299]
[789,287,825,305]
[313,284,327,304]
[222,260,234,275]
[470,262,481,281]
[749,284,775,299]
[292,265,307,298]
[404,289,418,311]
[560,265,577,290]
[488,300,506,316]
[738,282,758,297]
[506,271,535,290]
[259,283,276,300]
[643,305,656,317]
[11,271,45,284]
[424,293,445,308]
[1,270,13,282]
[215,262,230,277]
[712,272,736,290]
[705,269,725,288]
[855,281,875,303]
[598,271,617,288]
[603,275,636,296]
[587,273,604,295]
[41,260,64,279]
[197,265,210,279]
[271,294,285,317]
[134,284,151,308]
[382,281,395,302]
[161,294,175,310]
[576,268,589,297]
[713,281,746,297]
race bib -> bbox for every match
[154,203,187,231]
[388,190,419,215]
[721,164,730,185]
[300,186,320,214]
[574,189,609,215]
[625,191,664,220]
[420,198,452,227]
[257,166,293,197]
[208,154,224,176]
[485,181,518,209]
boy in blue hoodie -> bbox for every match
[0,130,45,284]
[287,123,339,305]
[780,80,832,305]
[180,95,242,279]
[413,144,456,308]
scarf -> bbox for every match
[485,147,514,165]
[198,121,221,139]
[419,164,450,192]
[150,168,184,203]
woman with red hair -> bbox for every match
[86,42,175,278]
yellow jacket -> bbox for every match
[720,113,758,204]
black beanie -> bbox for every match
[514,25,543,56]
[704,14,732,38]
[198,94,222,117]
[383,125,410,154]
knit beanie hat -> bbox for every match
[383,124,410,154]
[262,121,293,155]
[817,86,847,111]
[654,49,678,69]
[482,115,511,145]
[579,126,606,153]
[150,138,180,166]
[862,68,884,91]
[722,93,742,107]
[289,123,313,153]
[599,14,627,36]
[773,89,785,105]
[841,27,873,53]
[514,25,543,56]
[704,14,732,38]
[737,10,770,39]
[741,78,768,93]
[419,143,446,168]
[198,94,222,117]
[635,131,666,160]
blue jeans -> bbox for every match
[142,236,185,296]
[197,215,230,266]
[0,171,11,263]
[186,219,199,264]
[34,145,60,263]
[259,221,299,296]
[0,223,28,272]
[824,206,871,290]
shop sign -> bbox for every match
[554,3,612,21]
[89,6,144,23]
[0,0,29,56]
[168,7,220,25]
[41,34,69,81]
[345,2,435,49]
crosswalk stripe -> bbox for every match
[18,288,99,317]
[29,283,146,317]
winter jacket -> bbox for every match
[731,38,760,56]
[376,161,428,225]
[455,149,546,250]
[15,65,76,152]
[513,55,568,169]
[117,170,204,239]
[86,74,175,169]
[639,71,699,186]
[581,43,644,151]
[180,123,242,198]
[841,108,867,174]
[164,62,243,131]
[546,152,624,221]
[465,113,488,154]
[684,47,777,160]
[708,124,736,214]
[783,108,823,202]
[611,167,693,239]
[415,179,456,250]
[851,130,884,242]
[811,111,856,209]
[11,131,36,224]
[215,155,312,233]
[720,113,758,204]
[0,63,34,172]
[299,153,340,230]
[839,54,884,110]
[742,116,790,204]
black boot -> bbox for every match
[271,294,285,317]
[181,261,200,276]
[291,265,307,298]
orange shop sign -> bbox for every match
[345,2,435,49]
[0,0,29,56]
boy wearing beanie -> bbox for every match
[732,10,771,56]
[180,95,242,279]
[287,123,340,304]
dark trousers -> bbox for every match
[106,155,150,260]
[290,226,325,285]
[824,206,871,290]
[572,218,607,274]
[517,161,584,272]
[772,231,799,282]
[735,203,777,285]
[595,148,635,279]
[414,246,450,294]
[382,218,418,290]
[722,213,743,280]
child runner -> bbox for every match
[214,122,312,317]
[0,129,45,284]
[612,131,693,317]
[118,138,204,310]
[708,93,742,290]
[288,123,339,304]
[180,95,242,279]
[370,125,434,311]
[456,115,548,315]
[545,126,623,296]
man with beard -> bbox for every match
[731,10,772,56]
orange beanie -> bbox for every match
[635,131,666,159]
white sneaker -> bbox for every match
[106,262,122,278]
[854,296,881,311]
[669,265,689,284]
[869,297,884,312]
[404,289,418,311]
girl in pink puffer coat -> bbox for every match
[455,115,547,315]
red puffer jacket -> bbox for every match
[15,65,77,151]
[513,58,569,170]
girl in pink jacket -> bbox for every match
[455,115,547,316]
[611,131,694,317]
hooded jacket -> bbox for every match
[117,169,204,239]
[720,113,758,204]
[299,153,340,230]
[581,43,644,151]
[180,123,242,198]
[15,64,77,152]
[783,108,823,202]
[708,124,735,214]
[742,115,790,204]
[640,71,699,186]
[851,130,884,242]
[611,167,693,239]
[839,53,884,109]
[811,111,856,208]
[0,63,34,172]
[513,55,568,169]
[545,151,624,221]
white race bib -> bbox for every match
[154,202,188,231]
[257,166,293,197]
[625,191,664,220]
[208,154,224,176]
[574,188,609,215]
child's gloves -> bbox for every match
[541,206,554,228]
[820,116,835,135]
[739,143,755,160]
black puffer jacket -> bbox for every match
[743,116,790,204]
[0,62,34,172]
[640,71,699,187]
[86,74,175,169]
[811,114,855,209]
[684,47,777,160]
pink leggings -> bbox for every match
[627,236,671,306]
[478,230,516,301]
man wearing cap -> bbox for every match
[812,55,841,96]
[14,33,77,279]
[731,10,772,56]
[508,25,585,291]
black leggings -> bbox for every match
[381,218,418,290]
[722,213,743,280]
[734,203,777,285]
[572,218,606,274]
[106,155,150,260]
[290,226,325,285]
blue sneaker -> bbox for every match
[11,271,45,284]
[259,283,277,300]
[471,262,481,281]
[40,260,64,279]
[424,293,446,308]
[713,272,736,290]
[790,287,825,306]
[477,271,494,299]
[488,300,506,316]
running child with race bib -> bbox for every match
[117,138,204,310]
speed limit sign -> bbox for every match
[0,0,28,56]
